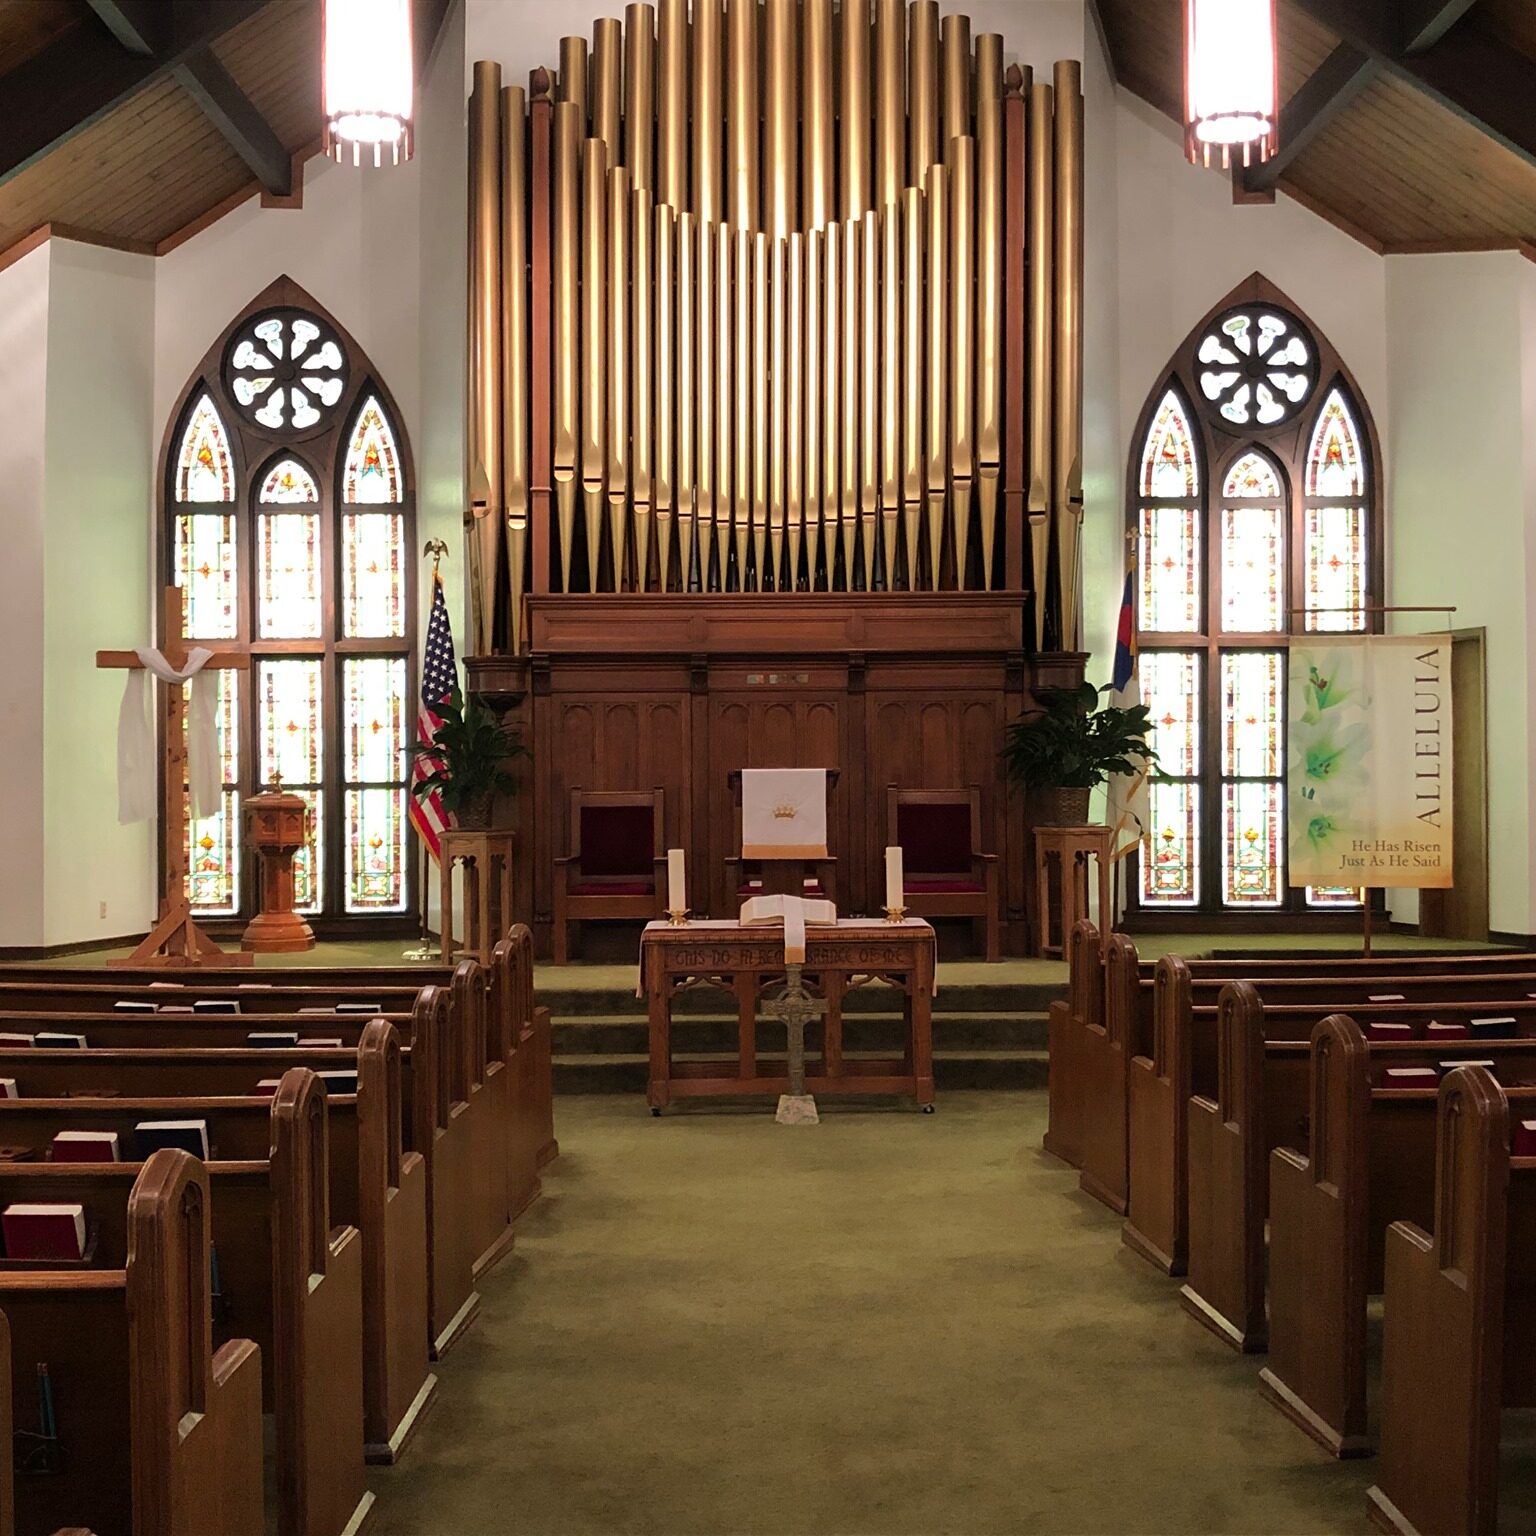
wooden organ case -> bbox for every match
[463,1,1088,957]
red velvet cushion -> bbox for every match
[897,802,974,876]
[579,804,655,878]
[905,878,984,894]
[570,880,654,897]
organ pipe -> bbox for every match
[467,6,1087,644]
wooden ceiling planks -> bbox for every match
[1099,0,1536,254]
[212,0,322,154]
[0,0,83,76]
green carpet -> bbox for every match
[365,1092,1380,1535]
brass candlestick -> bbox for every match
[666,909,690,926]
[884,905,908,923]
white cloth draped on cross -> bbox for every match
[116,646,221,825]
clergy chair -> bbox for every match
[552,788,667,964]
[725,769,839,906]
[887,786,999,961]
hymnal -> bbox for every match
[1368,994,1407,1003]
[1366,1022,1412,1041]
[247,1031,299,1049]
[3,1203,86,1261]
[1383,1067,1439,1086]
[35,1033,85,1050]
[113,1001,156,1014]
[255,1078,283,1097]
[335,1003,384,1015]
[193,999,241,1015]
[1440,1060,1496,1074]
[1471,1017,1519,1040]
[318,1069,359,1095]
[298,1037,344,1047]
[134,1119,209,1159]
[0,1081,18,1100]
[0,1035,33,1049]
[1516,1119,1536,1157]
[50,1131,120,1164]
[157,1005,195,1014]
[1427,1022,1470,1039]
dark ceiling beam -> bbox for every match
[414,0,455,74]
[82,0,167,56]
[1289,0,1536,171]
[1401,0,1481,52]
[1240,42,1381,195]
[173,50,291,198]
[0,0,271,188]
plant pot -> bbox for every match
[454,794,495,831]
[1035,785,1094,828]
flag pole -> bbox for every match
[403,539,452,962]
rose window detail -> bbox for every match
[1196,306,1317,429]
[224,311,349,434]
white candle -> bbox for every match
[667,848,686,913]
[885,845,903,911]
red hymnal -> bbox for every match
[1427,1022,1470,1040]
[0,1035,33,1049]
[1367,1023,1413,1042]
[298,1037,344,1047]
[1515,1120,1536,1157]
[1383,1067,1439,1087]
[50,1131,121,1164]
[3,1203,86,1261]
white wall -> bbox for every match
[1385,252,1536,935]
[42,241,157,947]
[0,246,51,949]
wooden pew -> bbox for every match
[1366,1065,1536,1536]
[1043,920,1101,1170]
[1,1149,265,1536]
[0,1020,432,1466]
[1180,988,1536,1352]
[1123,972,1536,1285]
[0,1069,368,1536]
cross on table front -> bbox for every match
[96,585,250,968]
[765,963,828,1099]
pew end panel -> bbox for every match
[1043,920,1101,1168]
[1078,933,1136,1215]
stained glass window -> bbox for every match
[175,395,234,503]
[1139,390,1199,498]
[257,514,322,639]
[1130,298,1376,917]
[1308,885,1362,907]
[1139,507,1201,632]
[174,514,238,639]
[171,295,414,926]
[343,514,405,637]
[344,397,402,504]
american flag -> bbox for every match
[408,571,456,860]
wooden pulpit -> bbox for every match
[241,789,315,954]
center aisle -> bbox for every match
[366,1092,1371,1535]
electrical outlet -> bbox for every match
[99,901,107,920]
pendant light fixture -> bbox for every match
[323,0,416,167]
[1184,0,1279,169]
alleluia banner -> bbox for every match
[1288,635,1453,889]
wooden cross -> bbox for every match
[96,586,251,968]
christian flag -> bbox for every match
[408,571,456,861]
[1111,558,1137,693]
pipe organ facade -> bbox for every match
[465,1,1085,656]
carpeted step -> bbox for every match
[539,980,1065,1018]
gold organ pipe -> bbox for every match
[769,234,787,588]
[726,0,759,231]
[716,223,734,589]
[901,186,923,587]
[908,1,939,187]
[654,203,676,585]
[940,13,970,168]
[501,84,528,647]
[975,35,1003,588]
[924,160,948,590]
[591,17,622,161]
[764,0,798,241]
[803,228,822,591]
[733,226,753,586]
[553,100,580,590]
[607,166,631,501]
[840,216,860,588]
[880,203,901,587]
[802,0,834,232]
[632,187,654,588]
[787,230,804,590]
[693,1,723,221]
[468,60,502,649]
[697,215,716,590]
[657,0,687,210]
[949,134,974,587]
[822,222,841,590]
[559,35,588,129]
[677,210,697,590]
[1028,82,1054,647]
[860,209,879,591]
[839,0,870,222]
[752,230,769,585]
[1054,60,1085,649]
[624,5,655,195]
[581,137,608,500]
[874,0,905,209]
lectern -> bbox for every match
[241,789,315,954]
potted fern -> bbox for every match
[1003,681,1160,826]
[409,682,525,830]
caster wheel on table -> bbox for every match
[922,1104,936,1114]
[650,1106,662,1117]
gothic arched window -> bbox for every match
[161,278,415,927]
[1129,277,1381,920]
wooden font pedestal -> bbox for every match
[241,790,316,954]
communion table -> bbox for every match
[639,918,937,1112]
